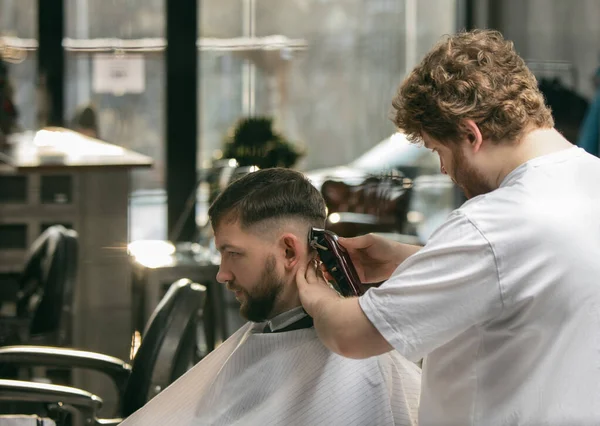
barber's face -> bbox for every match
[215,221,285,322]
[422,134,493,199]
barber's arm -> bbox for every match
[296,261,393,359]
[336,233,422,284]
[299,213,503,362]
[298,232,420,358]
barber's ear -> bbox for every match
[280,233,302,270]
[463,119,483,153]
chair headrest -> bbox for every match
[121,278,206,416]
[18,226,79,338]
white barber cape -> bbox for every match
[121,321,421,426]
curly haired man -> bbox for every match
[298,29,600,426]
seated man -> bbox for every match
[121,168,421,426]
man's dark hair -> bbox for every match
[208,167,326,230]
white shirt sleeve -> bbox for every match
[359,211,503,361]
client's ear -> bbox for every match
[280,233,302,270]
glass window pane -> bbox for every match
[5,56,37,132]
[197,0,457,173]
[66,0,164,39]
[65,4,165,184]
[252,0,409,169]
[65,0,166,240]
[198,0,245,167]
[1,0,37,132]
[0,0,37,39]
[199,52,245,168]
[65,54,165,190]
[200,0,244,38]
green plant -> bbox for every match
[222,116,304,169]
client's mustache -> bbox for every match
[226,281,243,292]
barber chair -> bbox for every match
[0,225,78,348]
[0,225,78,384]
[0,278,206,425]
[0,379,101,425]
[0,414,57,426]
[321,174,413,237]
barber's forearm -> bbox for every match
[396,243,423,264]
[361,243,422,289]
[312,297,352,355]
[313,297,393,359]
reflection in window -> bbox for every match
[1,0,37,131]
[65,55,165,191]
[0,0,37,39]
[252,0,409,170]
[197,0,456,174]
[65,0,165,193]
[5,56,37,131]
[199,53,245,168]
[65,0,164,39]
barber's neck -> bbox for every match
[491,127,573,188]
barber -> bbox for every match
[297,29,600,426]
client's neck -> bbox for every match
[268,301,302,320]
[267,280,301,319]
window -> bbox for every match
[197,0,457,173]
[65,0,165,192]
[1,0,37,131]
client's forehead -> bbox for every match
[214,220,248,246]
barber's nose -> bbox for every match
[440,163,447,175]
[216,266,232,284]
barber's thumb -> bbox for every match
[296,263,307,286]
[340,233,371,249]
[337,236,349,244]
[337,236,357,248]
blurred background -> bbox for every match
[1,0,600,423]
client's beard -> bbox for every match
[234,255,284,322]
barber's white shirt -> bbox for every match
[361,147,600,425]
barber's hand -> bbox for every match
[329,233,421,284]
[297,259,341,319]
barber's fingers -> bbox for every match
[297,259,326,290]
[337,233,373,250]
[319,262,334,281]
[311,259,330,284]
[296,262,307,287]
[305,259,318,282]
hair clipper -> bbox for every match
[308,227,364,297]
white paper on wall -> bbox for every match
[92,54,145,95]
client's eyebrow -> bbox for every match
[218,244,243,253]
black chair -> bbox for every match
[0,379,103,425]
[1,225,78,348]
[0,278,206,425]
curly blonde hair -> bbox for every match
[392,29,554,145]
